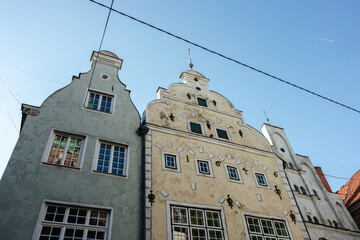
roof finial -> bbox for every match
[188,48,193,70]
[263,111,271,124]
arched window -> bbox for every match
[333,221,339,228]
[319,238,328,240]
[288,162,294,169]
[313,189,318,197]
[294,185,300,192]
[307,215,312,223]
[300,186,307,195]
[313,216,320,224]
[328,219,332,226]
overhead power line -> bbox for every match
[5,60,66,85]
[88,0,114,89]
[90,0,360,114]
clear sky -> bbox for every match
[0,0,359,191]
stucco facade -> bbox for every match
[144,70,305,240]
[261,124,360,240]
[0,51,142,239]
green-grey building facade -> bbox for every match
[0,51,143,239]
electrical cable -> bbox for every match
[90,0,360,114]
[0,98,19,132]
[87,0,114,89]
[5,61,66,85]
[0,78,23,105]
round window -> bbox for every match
[280,148,285,152]
[100,74,109,80]
[196,87,201,91]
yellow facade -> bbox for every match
[145,70,305,240]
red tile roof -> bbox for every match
[315,166,332,193]
[337,170,360,208]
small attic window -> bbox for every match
[280,148,285,152]
[194,78,198,82]
[196,87,201,91]
[197,98,208,107]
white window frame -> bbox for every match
[188,121,205,135]
[41,129,87,170]
[84,89,115,114]
[195,158,214,178]
[253,170,271,189]
[166,200,229,240]
[33,199,113,240]
[92,139,130,178]
[162,152,181,173]
[241,211,293,240]
[214,127,231,141]
[224,164,243,184]
[196,97,208,107]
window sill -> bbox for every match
[41,162,81,170]
[92,170,128,178]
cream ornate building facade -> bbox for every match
[143,70,305,240]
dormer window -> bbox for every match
[197,97,208,107]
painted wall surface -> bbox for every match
[261,124,360,239]
[0,51,142,239]
[145,70,304,240]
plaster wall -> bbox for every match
[261,124,360,239]
[0,54,142,239]
[145,71,304,240]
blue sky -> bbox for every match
[0,0,359,191]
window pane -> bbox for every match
[173,226,189,240]
[67,208,87,224]
[112,146,126,175]
[48,135,67,165]
[40,226,61,239]
[216,129,229,140]
[206,211,221,228]
[173,207,188,224]
[274,221,288,237]
[261,219,274,235]
[88,93,100,110]
[255,173,267,186]
[208,229,223,240]
[64,137,83,167]
[45,205,65,222]
[250,235,263,240]
[227,167,239,180]
[97,144,111,173]
[64,228,84,240]
[198,161,210,174]
[190,209,204,226]
[190,122,202,134]
[247,217,261,233]
[165,154,177,169]
[191,228,207,240]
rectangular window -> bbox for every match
[95,141,128,176]
[36,202,110,240]
[253,171,270,189]
[86,91,113,113]
[189,122,203,134]
[224,164,242,183]
[171,205,225,240]
[197,98,208,107]
[165,154,177,169]
[198,161,210,174]
[245,215,290,240]
[195,159,214,178]
[162,152,181,173]
[256,173,267,186]
[215,128,229,140]
[44,131,85,168]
